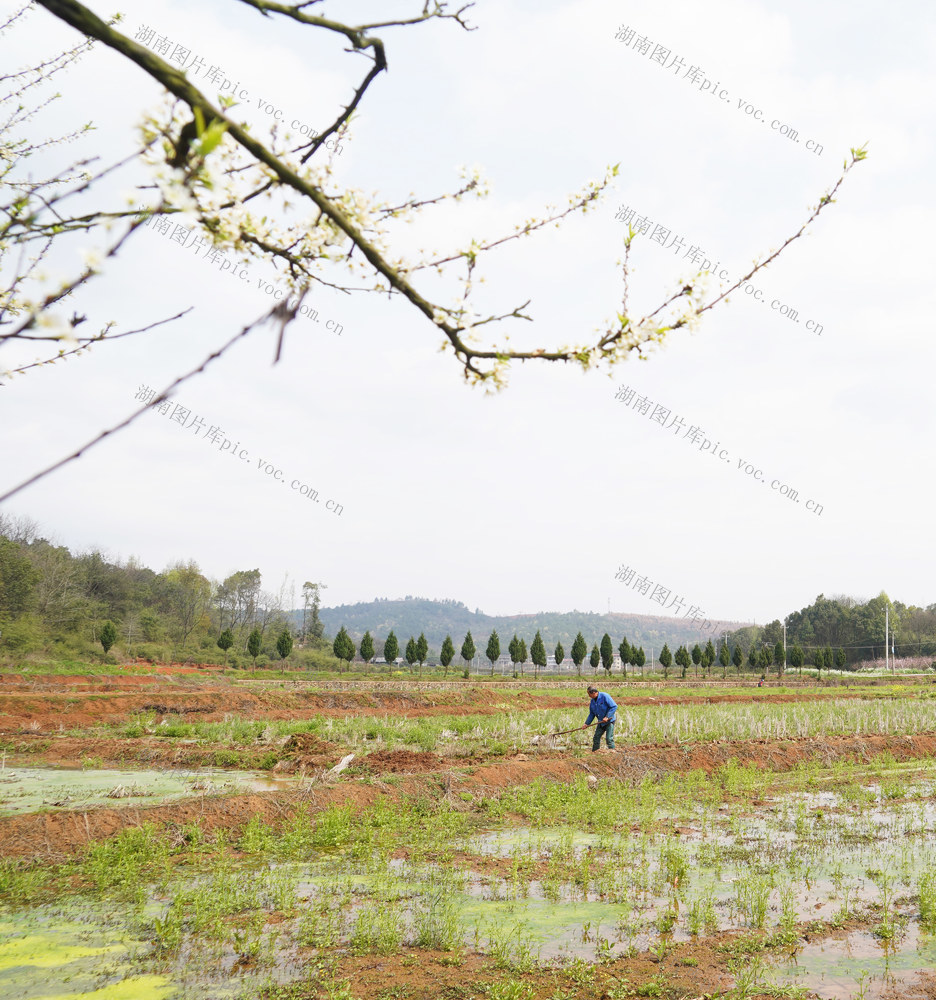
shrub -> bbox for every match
[135,643,172,664]
[0,616,45,654]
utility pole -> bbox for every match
[782,622,787,677]
[885,607,889,674]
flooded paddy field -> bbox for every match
[2,673,936,999]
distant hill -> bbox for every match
[312,597,750,656]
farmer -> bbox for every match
[582,685,617,752]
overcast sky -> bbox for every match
[2,0,933,627]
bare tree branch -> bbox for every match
[0,303,296,503]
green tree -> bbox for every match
[748,644,758,670]
[554,641,565,673]
[461,630,476,673]
[757,647,769,670]
[531,630,546,678]
[508,634,519,674]
[635,647,646,672]
[762,619,784,648]
[405,636,418,670]
[659,642,672,679]
[486,629,501,676]
[416,632,429,674]
[790,643,804,675]
[99,620,118,655]
[589,643,600,673]
[618,637,630,679]
[571,632,587,676]
[732,644,743,673]
[518,637,528,676]
[276,628,294,663]
[440,634,455,676]
[383,630,399,672]
[763,644,773,671]
[835,646,847,670]
[774,641,786,676]
[301,581,326,641]
[675,644,690,678]
[217,628,234,666]
[630,645,641,676]
[691,643,702,677]
[704,640,716,677]
[333,626,354,672]
[0,537,40,618]
[214,568,262,640]
[599,633,614,675]
[360,630,375,669]
[162,561,211,652]
[247,627,262,668]
[719,640,730,676]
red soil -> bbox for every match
[1,674,923,732]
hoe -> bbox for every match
[530,721,601,746]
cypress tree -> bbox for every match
[600,633,614,674]
[531,631,546,678]
[440,635,455,675]
[383,630,399,671]
[360,631,375,668]
[571,632,587,676]
[486,630,501,676]
[659,642,672,679]
[461,630,476,672]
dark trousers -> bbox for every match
[592,720,615,750]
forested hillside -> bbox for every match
[0,514,330,668]
[727,593,936,667]
[4,513,934,671]
[318,597,748,655]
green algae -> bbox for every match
[0,915,171,1000]
[0,930,123,969]
[0,766,292,818]
[31,976,174,1000]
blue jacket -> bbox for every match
[585,692,617,725]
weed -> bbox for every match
[239,814,276,854]
[735,873,772,929]
[564,955,594,986]
[635,974,667,997]
[297,901,345,948]
[351,902,406,955]
[79,822,170,899]
[769,885,799,947]
[414,884,463,951]
[687,888,718,935]
[0,860,49,900]
[488,918,540,972]
[920,870,936,932]
[483,981,533,1000]
[868,870,898,938]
